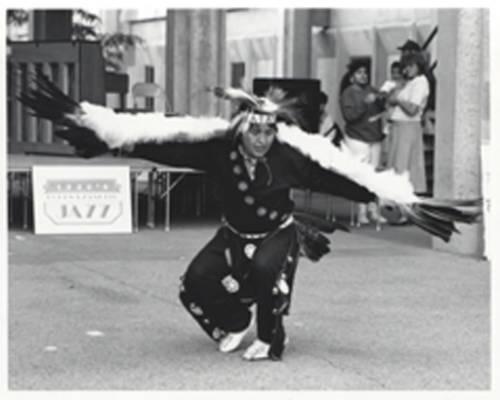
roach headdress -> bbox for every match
[209,85,310,135]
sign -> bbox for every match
[32,166,132,234]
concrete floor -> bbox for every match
[8,222,490,390]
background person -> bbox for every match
[377,61,404,167]
[386,52,430,223]
[339,60,387,226]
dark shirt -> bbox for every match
[340,84,384,143]
[131,135,375,233]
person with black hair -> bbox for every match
[339,60,387,225]
[387,52,430,207]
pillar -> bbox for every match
[433,9,488,256]
[166,9,226,116]
[283,9,312,78]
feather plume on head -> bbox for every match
[19,74,481,242]
[208,84,310,136]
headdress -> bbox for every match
[209,85,310,134]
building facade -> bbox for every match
[6,8,489,256]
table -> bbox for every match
[7,154,202,232]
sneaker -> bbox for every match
[218,322,252,353]
[242,339,271,361]
[242,337,289,361]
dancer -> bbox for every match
[19,75,480,361]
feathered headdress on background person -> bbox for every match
[18,74,481,242]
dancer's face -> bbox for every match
[241,124,277,158]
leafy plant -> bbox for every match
[71,9,144,72]
[7,9,29,25]
[6,8,144,72]
[72,9,100,40]
[101,32,144,72]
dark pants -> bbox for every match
[179,224,299,346]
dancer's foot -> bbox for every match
[242,339,271,360]
[242,337,289,361]
[218,319,252,353]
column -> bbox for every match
[433,9,487,256]
[283,9,312,78]
[166,9,226,116]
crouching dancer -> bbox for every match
[19,76,480,361]
[128,108,375,361]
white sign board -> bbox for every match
[32,166,132,234]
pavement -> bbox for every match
[8,221,490,390]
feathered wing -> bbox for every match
[18,73,230,152]
[276,123,481,242]
[19,77,481,241]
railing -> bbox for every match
[7,41,105,155]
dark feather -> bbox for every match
[18,74,108,158]
[18,73,80,123]
[400,199,482,242]
[55,128,109,158]
[295,219,332,262]
[419,198,482,208]
[404,206,453,242]
[417,203,480,224]
[293,211,349,233]
[416,206,461,233]
[30,72,79,109]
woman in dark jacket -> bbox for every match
[339,60,386,225]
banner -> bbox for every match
[32,166,132,234]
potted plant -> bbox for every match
[72,9,144,96]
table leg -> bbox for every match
[164,172,171,232]
[350,201,356,227]
[22,172,29,230]
[133,172,139,233]
[8,173,13,227]
[147,169,156,229]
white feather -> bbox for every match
[276,123,420,204]
[79,102,229,148]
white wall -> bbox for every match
[226,9,281,40]
[332,8,435,29]
[98,9,167,110]
[226,9,282,92]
